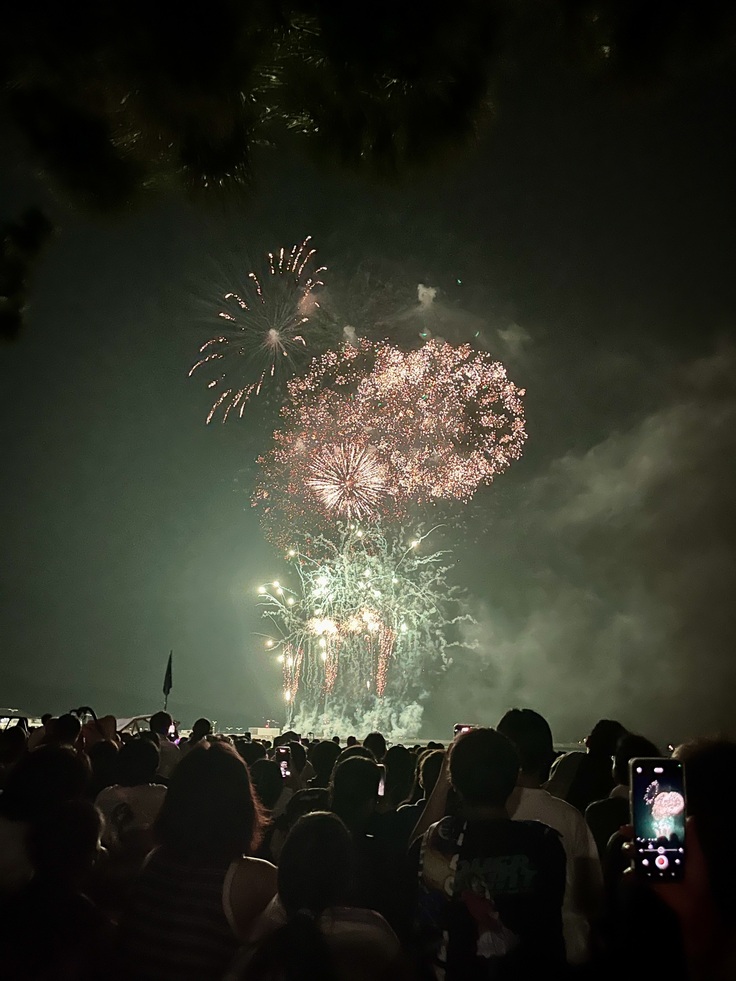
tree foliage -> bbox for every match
[2,0,735,337]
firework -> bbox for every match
[255,525,469,736]
[254,338,526,540]
[645,781,685,838]
[190,238,327,423]
[306,444,392,522]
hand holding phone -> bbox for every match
[630,757,686,882]
[453,723,475,738]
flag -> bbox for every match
[163,651,173,699]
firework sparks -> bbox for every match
[306,444,392,521]
[254,338,526,541]
[645,781,686,838]
[255,525,469,734]
[190,238,327,422]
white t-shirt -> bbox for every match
[95,783,167,848]
[506,785,602,965]
[156,738,180,778]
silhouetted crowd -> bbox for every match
[0,708,734,980]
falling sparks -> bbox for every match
[255,525,469,731]
[190,237,327,422]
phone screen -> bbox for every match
[377,764,386,798]
[630,757,686,881]
[277,747,290,778]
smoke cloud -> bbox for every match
[434,348,736,745]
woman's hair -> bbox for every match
[278,811,352,915]
[88,739,120,795]
[250,758,283,810]
[287,741,307,775]
[0,746,91,821]
[328,756,380,830]
[27,799,101,883]
[154,741,265,861]
[383,744,415,807]
[242,813,347,981]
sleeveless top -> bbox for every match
[121,849,240,981]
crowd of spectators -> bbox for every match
[0,707,734,980]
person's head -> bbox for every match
[308,740,341,787]
[238,740,267,767]
[0,725,28,767]
[419,750,445,797]
[51,714,82,747]
[612,733,661,786]
[246,815,343,981]
[139,729,160,747]
[41,713,52,726]
[331,735,340,745]
[117,736,160,786]
[250,758,284,810]
[191,718,212,743]
[383,744,415,807]
[280,788,330,835]
[0,746,91,821]
[87,739,120,792]
[449,727,519,808]
[363,731,386,762]
[586,719,627,757]
[338,744,375,764]
[154,741,265,861]
[149,711,173,737]
[673,737,736,918]
[275,730,299,749]
[279,812,352,916]
[497,708,555,781]
[288,741,307,776]
[329,756,381,830]
[27,799,102,886]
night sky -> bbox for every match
[2,59,735,745]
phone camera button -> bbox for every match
[655,855,669,870]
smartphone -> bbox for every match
[453,723,475,737]
[377,764,386,798]
[276,745,291,778]
[630,757,686,881]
